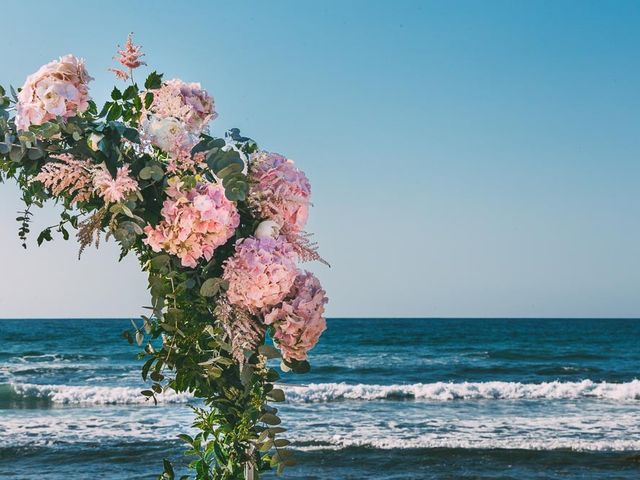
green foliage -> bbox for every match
[0,78,307,480]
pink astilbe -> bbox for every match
[16,55,92,131]
[223,236,298,312]
[248,151,311,234]
[264,271,328,362]
[143,179,239,268]
[33,154,94,204]
[92,165,139,203]
[109,33,146,81]
[109,68,130,81]
[115,33,146,70]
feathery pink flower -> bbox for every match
[93,165,139,203]
[32,154,94,204]
[115,33,146,70]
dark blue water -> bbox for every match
[1,318,639,479]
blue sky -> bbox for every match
[0,0,638,318]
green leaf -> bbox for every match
[177,434,194,446]
[27,147,44,160]
[199,277,224,297]
[150,254,171,273]
[106,103,122,121]
[36,228,52,246]
[9,147,23,163]
[141,389,154,397]
[240,364,255,386]
[145,71,163,90]
[123,127,140,144]
[98,101,112,118]
[59,225,69,241]
[258,345,281,359]
[111,87,122,100]
[144,92,154,109]
[260,413,282,425]
[288,359,311,374]
[139,166,152,180]
[162,459,175,480]
[149,164,164,181]
[122,85,137,101]
[268,388,285,402]
[141,357,154,380]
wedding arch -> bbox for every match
[0,35,328,479]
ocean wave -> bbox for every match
[294,437,640,452]
[284,380,640,402]
[2,379,639,406]
[0,383,192,405]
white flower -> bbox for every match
[88,133,104,151]
[145,115,188,152]
[255,220,281,239]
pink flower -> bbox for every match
[93,165,139,204]
[32,154,94,204]
[140,79,216,171]
[15,54,92,131]
[248,151,311,234]
[223,236,298,312]
[143,180,239,268]
[115,33,146,70]
[109,68,130,81]
[264,271,328,362]
[142,79,215,139]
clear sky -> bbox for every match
[0,0,638,318]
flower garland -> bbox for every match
[0,34,328,480]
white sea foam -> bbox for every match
[284,379,640,402]
[7,383,193,405]
[6,379,640,405]
[295,437,640,452]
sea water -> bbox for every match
[0,318,639,479]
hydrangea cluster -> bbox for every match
[223,236,298,312]
[264,271,328,361]
[249,151,311,234]
[144,179,239,268]
[142,79,216,157]
[15,55,92,131]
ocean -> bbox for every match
[0,318,639,479]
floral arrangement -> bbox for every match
[0,35,328,479]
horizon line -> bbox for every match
[0,316,638,321]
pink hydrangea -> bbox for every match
[93,165,139,204]
[142,78,215,141]
[248,151,311,234]
[15,54,92,131]
[264,271,328,362]
[143,179,239,268]
[223,236,298,312]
